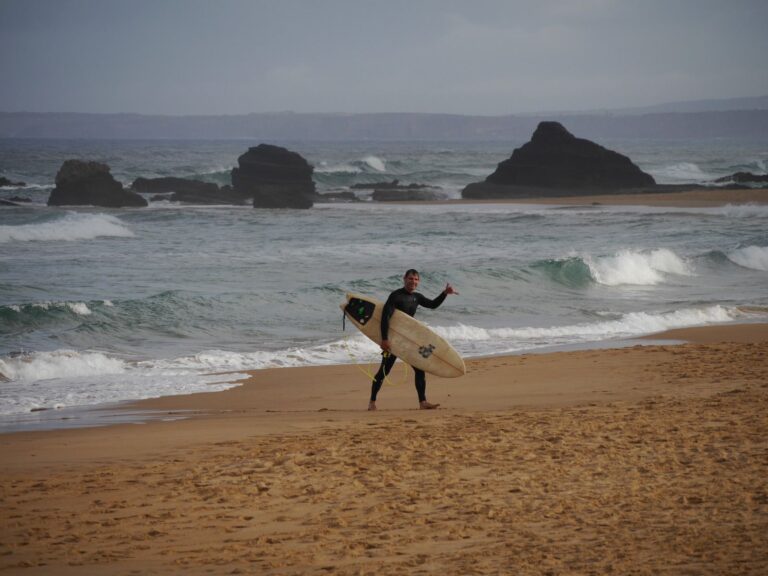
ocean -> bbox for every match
[1,137,767,426]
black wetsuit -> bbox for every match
[370,287,447,403]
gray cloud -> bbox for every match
[1,0,767,115]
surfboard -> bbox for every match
[341,292,466,378]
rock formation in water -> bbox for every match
[231,144,317,209]
[48,160,147,207]
[371,189,441,202]
[714,171,768,185]
[0,176,26,187]
[462,122,656,199]
[132,177,249,205]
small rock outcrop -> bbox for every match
[0,176,26,187]
[0,196,32,206]
[231,144,316,209]
[351,180,436,191]
[48,160,147,207]
[463,122,655,199]
[714,171,768,184]
[371,189,441,202]
[132,177,249,205]
[132,176,218,195]
[316,191,360,203]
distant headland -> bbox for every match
[1,95,768,141]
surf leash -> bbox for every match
[341,335,409,387]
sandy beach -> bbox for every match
[1,321,766,575]
[497,187,768,207]
[397,187,768,207]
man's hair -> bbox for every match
[404,269,420,278]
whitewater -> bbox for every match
[1,138,767,421]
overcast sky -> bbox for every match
[2,0,767,116]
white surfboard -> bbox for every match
[341,292,466,378]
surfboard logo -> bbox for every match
[418,344,436,358]
[345,297,375,325]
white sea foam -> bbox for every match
[66,302,92,315]
[651,162,715,183]
[362,155,386,172]
[584,248,693,286]
[0,303,746,416]
[0,212,134,243]
[0,335,386,416]
[715,204,768,218]
[148,336,381,374]
[728,245,768,271]
[315,161,361,174]
[0,349,248,415]
[433,305,740,353]
[6,300,97,316]
[0,350,127,383]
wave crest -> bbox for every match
[0,212,134,243]
[728,245,768,271]
[433,305,739,350]
[536,248,693,287]
[585,248,693,286]
[0,349,126,383]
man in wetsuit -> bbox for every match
[368,269,458,411]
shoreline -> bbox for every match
[1,321,764,442]
[2,322,766,573]
[3,321,766,435]
[125,321,768,416]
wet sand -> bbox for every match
[1,323,767,574]
[397,187,768,207]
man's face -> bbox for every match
[403,272,420,293]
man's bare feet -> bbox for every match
[368,401,377,411]
[419,401,440,410]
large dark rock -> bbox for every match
[463,122,655,199]
[232,144,316,209]
[133,177,249,205]
[48,160,147,207]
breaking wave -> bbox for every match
[534,248,694,287]
[728,245,768,271]
[0,212,134,243]
[433,304,741,354]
